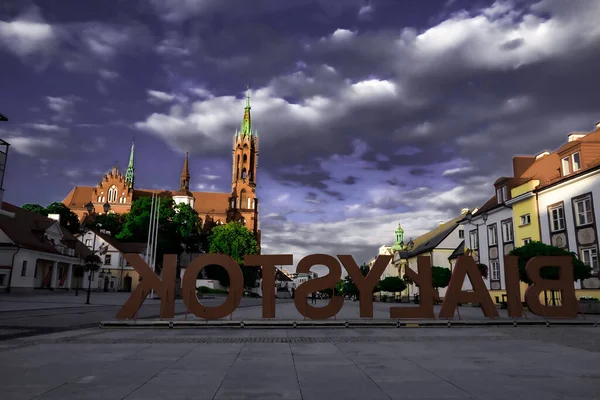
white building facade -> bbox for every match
[537,166,600,289]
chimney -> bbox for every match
[461,208,469,215]
[48,213,61,224]
[568,133,586,142]
[535,151,550,160]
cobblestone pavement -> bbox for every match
[1,325,599,399]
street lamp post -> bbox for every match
[83,201,111,304]
[465,210,488,263]
[390,222,414,302]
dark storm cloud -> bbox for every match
[343,175,358,185]
[408,168,430,177]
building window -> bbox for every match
[0,274,5,286]
[581,247,599,274]
[523,238,532,245]
[458,229,464,239]
[520,214,531,226]
[104,254,112,265]
[549,205,565,232]
[490,260,500,281]
[562,156,571,175]
[487,224,498,246]
[85,239,92,246]
[21,260,28,276]
[501,220,514,243]
[107,185,118,203]
[572,152,581,172]
[496,186,508,203]
[573,196,593,226]
[469,230,478,250]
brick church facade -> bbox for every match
[62,87,261,244]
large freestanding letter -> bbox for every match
[504,255,524,318]
[294,254,343,319]
[439,256,499,319]
[182,254,244,320]
[390,256,436,319]
[524,256,578,318]
[339,254,390,318]
[244,254,294,318]
[116,253,176,319]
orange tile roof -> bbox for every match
[63,186,231,217]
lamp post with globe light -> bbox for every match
[389,222,414,302]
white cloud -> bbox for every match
[3,135,63,157]
[0,7,58,59]
[26,123,66,133]
[442,166,473,176]
[358,4,374,19]
[147,90,176,103]
[99,69,119,80]
[329,29,357,42]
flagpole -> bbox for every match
[148,193,157,299]
[151,196,160,299]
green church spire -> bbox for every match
[240,85,253,137]
[125,141,135,188]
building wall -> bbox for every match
[511,180,542,245]
[538,170,600,290]
[462,206,513,297]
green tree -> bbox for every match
[45,202,81,233]
[22,203,48,216]
[84,213,126,236]
[379,276,407,294]
[207,222,260,289]
[509,241,591,284]
[116,195,183,270]
[322,279,345,298]
[172,203,202,256]
[432,266,452,290]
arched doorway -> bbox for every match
[123,276,132,292]
[103,276,109,292]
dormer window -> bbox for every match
[572,152,581,172]
[562,156,571,175]
[496,186,508,203]
[562,152,582,176]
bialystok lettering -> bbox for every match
[116,253,579,320]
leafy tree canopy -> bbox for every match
[83,254,102,272]
[23,202,80,233]
[46,202,80,233]
[22,203,48,216]
[172,203,202,254]
[432,266,452,289]
[84,213,126,236]
[509,241,591,284]
[379,276,407,293]
[207,222,260,288]
[116,195,183,267]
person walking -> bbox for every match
[311,291,317,304]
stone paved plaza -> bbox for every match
[1,296,600,400]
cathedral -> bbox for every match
[62,87,261,244]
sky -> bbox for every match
[1,0,600,273]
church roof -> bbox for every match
[62,186,230,217]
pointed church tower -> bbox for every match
[173,148,195,208]
[180,149,190,192]
[125,141,135,189]
[228,86,259,237]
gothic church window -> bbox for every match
[247,197,252,209]
[108,185,118,203]
[97,196,102,202]
[241,168,247,179]
[243,154,247,163]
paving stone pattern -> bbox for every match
[1,326,600,399]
